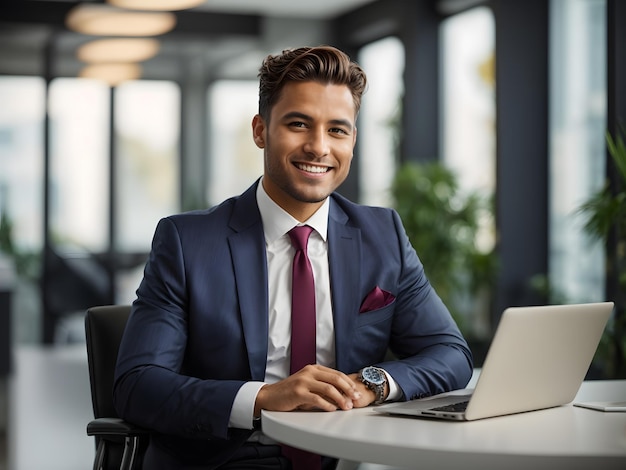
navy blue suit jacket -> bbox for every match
[114,180,473,468]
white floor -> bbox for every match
[7,345,94,470]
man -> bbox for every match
[114,45,473,470]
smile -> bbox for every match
[295,163,330,174]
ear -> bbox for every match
[252,114,266,148]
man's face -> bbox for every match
[252,81,357,221]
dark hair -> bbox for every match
[257,45,367,120]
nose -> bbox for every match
[303,127,330,158]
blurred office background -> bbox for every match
[0,0,624,469]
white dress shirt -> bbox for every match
[260,185,336,382]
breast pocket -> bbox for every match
[356,299,396,327]
[351,301,396,365]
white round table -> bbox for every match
[262,380,626,469]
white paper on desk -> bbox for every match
[573,401,626,412]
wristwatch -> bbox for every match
[358,366,387,405]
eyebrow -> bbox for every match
[281,111,354,130]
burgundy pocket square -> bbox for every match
[359,286,395,313]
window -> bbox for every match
[441,7,496,337]
[48,78,110,252]
[0,76,45,342]
[549,0,606,303]
[114,80,180,253]
[358,37,405,207]
[441,6,496,250]
[113,80,180,303]
[208,80,261,205]
[0,77,45,252]
[48,78,181,306]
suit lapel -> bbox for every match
[228,182,269,381]
[327,199,362,372]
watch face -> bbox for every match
[363,367,385,384]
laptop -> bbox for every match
[375,302,614,421]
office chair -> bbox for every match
[85,305,149,470]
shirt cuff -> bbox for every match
[381,369,401,402]
[229,381,267,429]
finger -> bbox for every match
[307,380,355,411]
[274,367,352,411]
[303,365,362,401]
[298,393,343,412]
[257,373,346,413]
[298,366,362,410]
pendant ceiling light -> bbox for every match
[77,38,160,63]
[107,0,206,10]
[79,63,142,87]
[66,4,176,36]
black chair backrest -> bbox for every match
[85,305,132,419]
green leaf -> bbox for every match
[606,130,626,183]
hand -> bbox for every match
[254,364,362,416]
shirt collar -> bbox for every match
[256,177,329,245]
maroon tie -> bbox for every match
[284,225,321,470]
[288,225,316,374]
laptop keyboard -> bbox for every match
[432,400,470,412]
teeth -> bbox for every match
[296,163,329,173]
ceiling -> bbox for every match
[192,0,377,19]
[0,0,379,82]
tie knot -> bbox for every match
[288,225,313,252]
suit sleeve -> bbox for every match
[113,217,246,440]
[376,210,474,400]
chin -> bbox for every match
[289,183,331,203]
[294,193,328,204]
[295,193,329,205]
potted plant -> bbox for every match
[391,161,497,363]
[577,128,626,378]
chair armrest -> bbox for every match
[87,417,150,437]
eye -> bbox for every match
[330,127,349,135]
[289,121,307,128]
